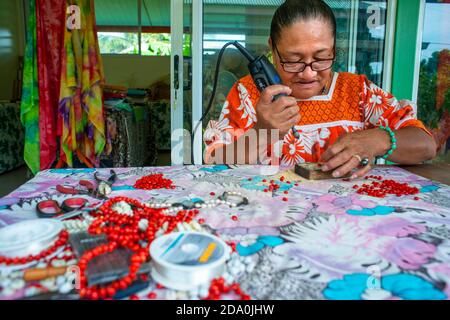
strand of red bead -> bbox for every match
[203,277,251,300]
[133,173,175,190]
[354,175,420,198]
[0,230,69,265]
[77,196,199,300]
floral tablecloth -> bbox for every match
[1,165,450,300]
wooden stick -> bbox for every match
[23,266,67,282]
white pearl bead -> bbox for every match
[191,221,202,231]
[56,276,66,286]
[154,230,162,238]
[165,291,176,300]
[51,260,66,267]
[66,259,77,266]
[0,279,12,289]
[59,282,74,294]
[199,288,209,298]
[229,268,240,276]
[25,287,40,297]
[183,222,191,230]
[244,256,253,264]
[0,269,12,278]
[1,288,15,296]
[41,278,57,290]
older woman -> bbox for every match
[204,0,436,179]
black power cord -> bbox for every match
[190,41,239,165]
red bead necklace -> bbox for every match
[354,175,420,198]
[0,230,69,265]
[203,277,251,300]
[134,173,175,190]
[77,196,199,300]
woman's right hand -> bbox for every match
[253,85,300,139]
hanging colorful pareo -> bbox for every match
[20,0,106,174]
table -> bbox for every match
[0,164,449,300]
[400,163,450,186]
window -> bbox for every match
[418,0,450,161]
[95,0,172,56]
[97,32,139,55]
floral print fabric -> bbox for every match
[0,165,449,300]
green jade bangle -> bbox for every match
[377,125,397,159]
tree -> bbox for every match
[418,50,450,129]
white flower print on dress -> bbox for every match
[203,119,233,146]
[318,128,331,147]
[236,83,257,128]
[364,82,396,125]
[219,100,231,122]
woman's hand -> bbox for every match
[319,128,391,179]
[254,85,300,139]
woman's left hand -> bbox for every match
[319,128,391,179]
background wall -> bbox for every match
[101,55,170,88]
[0,0,25,101]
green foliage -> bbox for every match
[98,32,139,54]
[142,33,171,56]
[417,50,450,129]
[98,32,189,56]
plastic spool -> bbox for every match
[0,219,63,258]
[149,232,230,291]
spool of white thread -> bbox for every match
[149,232,230,291]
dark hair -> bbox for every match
[270,0,337,46]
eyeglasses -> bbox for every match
[273,44,335,73]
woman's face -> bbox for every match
[271,19,335,100]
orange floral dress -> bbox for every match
[203,72,431,166]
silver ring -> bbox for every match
[219,191,249,207]
[359,157,370,167]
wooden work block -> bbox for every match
[294,163,350,180]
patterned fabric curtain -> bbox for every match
[58,0,105,168]
[20,0,105,174]
[36,0,66,171]
[20,0,40,174]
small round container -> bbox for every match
[149,232,230,291]
[0,219,63,258]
